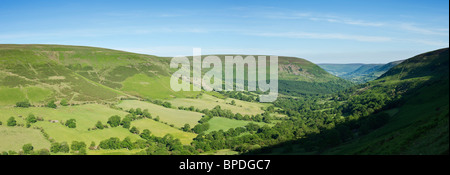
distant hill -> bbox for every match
[0,44,351,106]
[318,63,369,76]
[319,60,403,83]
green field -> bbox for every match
[0,104,143,146]
[121,74,200,100]
[117,100,203,128]
[0,104,128,130]
[201,149,239,155]
[0,126,51,152]
[0,86,53,106]
[86,148,145,155]
[206,117,272,133]
[169,94,268,115]
[131,119,197,144]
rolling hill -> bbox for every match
[0,44,351,106]
[0,44,447,155]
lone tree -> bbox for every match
[121,116,132,129]
[60,99,69,106]
[142,109,151,118]
[50,142,61,153]
[130,126,140,134]
[22,143,34,155]
[107,115,121,127]
[182,124,191,132]
[7,117,16,127]
[26,114,37,123]
[65,119,77,128]
[95,121,104,129]
[46,100,57,109]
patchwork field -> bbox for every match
[0,104,143,146]
[0,104,129,130]
[169,94,268,115]
[0,103,199,151]
[117,100,203,128]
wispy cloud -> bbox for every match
[0,27,209,40]
[252,32,392,42]
[262,11,385,27]
[308,15,385,27]
[404,39,449,47]
[399,23,449,36]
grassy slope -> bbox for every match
[330,48,449,155]
[121,74,200,99]
[325,79,448,155]
[117,100,203,128]
[169,94,268,115]
[260,48,449,155]
[0,126,51,152]
[0,44,172,105]
[1,44,351,105]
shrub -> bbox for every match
[26,114,37,123]
[16,101,31,108]
[60,99,69,106]
[46,100,57,109]
[22,143,34,154]
[95,121,104,129]
[65,119,76,128]
[107,115,121,127]
[7,117,16,127]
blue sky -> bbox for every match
[0,0,448,63]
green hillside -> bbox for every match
[0,44,194,105]
[250,48,449,155]
[0,44,351,106]
[2,44,445,155]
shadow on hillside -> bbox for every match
[244,78,449,155]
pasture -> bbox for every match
[121,74,200,99]
[117,100,203,128]
[206,117,272,133]
[0,126,51,152]
[169,94,268,115]
[0,104,142,145]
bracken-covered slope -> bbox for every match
[0,44,351,105]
